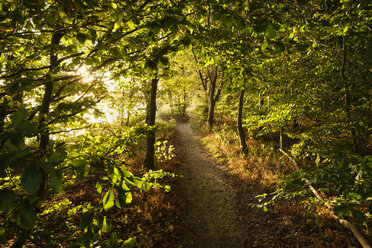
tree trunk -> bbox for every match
[39,32,63,150]
[237,89,248,155]
[144,75,158,170]
[279,126,284,149]
[12,31,64,248]
[207,65,217,130]
[208,98,215,130]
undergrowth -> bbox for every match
[1,113,180,248]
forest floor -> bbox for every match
[167,120,361,248]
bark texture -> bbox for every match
[144,76,159,170]
[237,89,248,155]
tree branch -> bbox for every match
[0,66,50,79]
[50,125,91,135]
[191,49,207,91]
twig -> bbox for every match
[50,125,91,135]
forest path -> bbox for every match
[172,122,248,248]
[169,121,361,248]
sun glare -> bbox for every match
[77,66,95,83]
[77,65,120,125]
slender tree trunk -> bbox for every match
[279,126,284,149]
[39,32,63,151]
[237,89,248,155]
[144,75,158,170]
[207,66,218,130]
[208,99,215,130]
[12,31,64,248]
[182,86,187,116]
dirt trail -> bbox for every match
[170,121,361,248]
[173,122,247,247]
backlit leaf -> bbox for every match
[103,190,115,211]
[261,40,268,51]
[122,238,136,248]
[101,216,111,232]
[96,180,103,193]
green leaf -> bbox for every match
[11,108,28,128]
[96,180,103,193]
[261,40,268,51]
[73,159,86,168]
[119,166,134,178]
[125,192,132,204]
[114,21,121,31]
[18,200,36,229]
[334,203,351,217]
[48,149,67,164]
[79,212,94,230]
[346,192,362,200]
[109,232,119,247]
[103,190,115,211]
[266,24,276,39]
[101,216,111,232]
[116,187,126,208]
[20,121,37,137]
[82,229,94,248]
[0,189,17,211]
[21,164,42,193]
[352,210,366,225]
[4,139,18,152]
[76,33,87,44]
[50,170,63,193]
[122,238,136,248]
[121,181,130,191]
[133,178,143,189]
[44,14,56,26]
[13,149,31,160]
[143,182,152,191]
[73,159,86,179]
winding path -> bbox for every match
[174,122,247,248]
[170,121,361,248]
